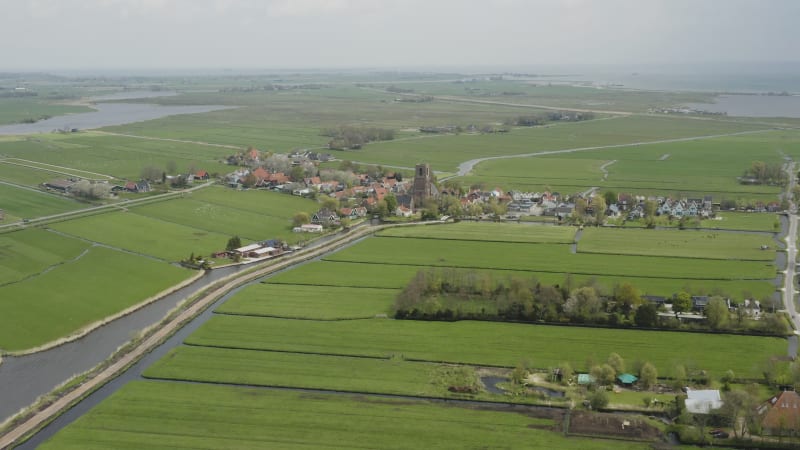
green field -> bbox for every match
[267,260,775,299]
[377,222,577,243]
[50,210,232,262]
[0,228,89,285]
[187,314,784,378]
[700,212,782,232]
[41,381,644,450]
[0,98,91,125]
[0,246,191,351]
[324,236,776,280]
[0,183,85,220]
[578,227,776,260]
[218,283,397,319]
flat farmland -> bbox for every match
[0,246,191,351]
[0,98,92,125]
[377,222,576,243]
[353,115,765,171]
[189,185,319,218]
[324,237,775,280]
[579,227,776,260]
[0,183,85,219]
[50,211,231,262]
[0,134,231,180]
[468,130,793,200]
[701,212,781,232]
[40,381,642,450]
[0,161,64,186]
[187,314,783,378]
[217,283,397,319]
[267,259,775,299]
[0,228,89,285]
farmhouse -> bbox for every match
[44,179,75,192]
[312,208,339,226]
[195,170,210,180]
[293,223,323,233]
[760,390,800,436]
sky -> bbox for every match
[1,0,798,71]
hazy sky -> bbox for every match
[1,0,798,71]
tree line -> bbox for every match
[322,125,395,150]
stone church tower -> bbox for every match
[412,163,436,208]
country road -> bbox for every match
[445,128,775,179]
[782,161,800,334]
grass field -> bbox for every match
[578,227,776,260]
[50,211,233,262]
[0,183,85,219]
[187,314,784,378]
[377,222,577,243]
[40,381,645,450]
[0,246,191,351]
[266,260,775,299]
[218,283,397,319]
[0,98,91,125]
[324,237,776,280]
[700,212,782,232]
[0,228,89,285]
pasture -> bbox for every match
[0,228,89,285]
[578,227,776,260]
[0,246,191,351]
[187,314,783,378]
[217,283,397,319]
[50,211,232,262]
[0,183,85,220]
[377,221,576,243]
[266,260,775,299]
[40,381,644,450]
[0,98,91,125]
[324,237,776,280]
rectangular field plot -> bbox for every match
[0,183,84,219]
[40,381,647,450]
[578,227,776,260]
[0,246,191,351]
[187,315,785,378]
[0,228,89,285]
[324,237,776,280]
[217,283,397,319]
[50,211,231,262]
[188,185,319,218]
[701,212,781,232]
[377,222,577,243]
[266,260,775,300]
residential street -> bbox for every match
[782,161,800,334]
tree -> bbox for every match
[384,194,398,213]
[705,296,730,330]
[603,191,617,207]
[591,363,616,386]
[719,389,756,438]
[634,303,658,328]
[607,353,625,374]
[511,364,529,385]
[321,197,339,211]
[614,282,642,315]
[141,165,162,181]
[672,291,691,317]
[340,217,351,229]
[557,362,574,384]
[226,236,242,251]
[593,196,607,223]
[290,165,305,182]
[564,286,602,322]
[166,160,178,175]
[588,389,609,410]
[292,212,310,227]
[639,362,658,389]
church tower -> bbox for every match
[412,163,433,207]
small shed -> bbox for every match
[617,373,638,386]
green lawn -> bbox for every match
[0,228,89,285]
[324,237,776,280]
[701,212,782,232]
[188,314,784,378]
[0,183,85,219]
[266,260,775,300]
[377,222,577,243]
[578,227,776,260]
[50,211,232,262]
[0,246,191,351]
[217,283,397,319]
[39,381,647,450]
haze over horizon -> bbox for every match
[1,0,799,72]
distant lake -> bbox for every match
[686,94,800,118]
[0,91,233,135]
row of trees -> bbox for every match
[742,160,787,185]
[322,126,395,150]
[507,111,595,127]
[393,268,788,335]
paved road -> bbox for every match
[782,161,800,334]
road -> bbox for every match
[782,161,800,334]
[445,128,775,179]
